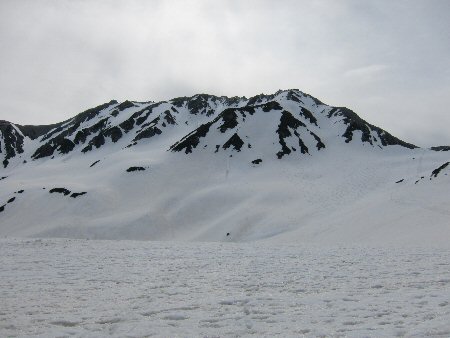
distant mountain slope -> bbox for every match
[0,89,448,245]
[0,89,418,169]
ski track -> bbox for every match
[1,238,449,337]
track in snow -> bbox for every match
[1,238,449,337]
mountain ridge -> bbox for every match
[0,89,449,245]
[0,89,424,169]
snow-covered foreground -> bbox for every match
[1,238,449,337]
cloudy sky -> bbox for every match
[1,0,449,147]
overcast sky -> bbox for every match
[1,0,449,147]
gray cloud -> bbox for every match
[0,0,449,147]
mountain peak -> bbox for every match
[0,89,448,244]
[0,90,420,169]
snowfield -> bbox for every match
[1,238,450,337]
[1,90,450,336]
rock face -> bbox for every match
[327,107,416,149]
[0,121,25,168]
[126,167,146,172]
[49,188,71,196]
[431,146,450,152]
[0,89,426,169]
[431,162,449,178]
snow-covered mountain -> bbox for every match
[1,89,449,245]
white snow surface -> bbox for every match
[0,141,449,245]
[0,89,449,245]
[1,238,449,337]
[1,90,450,336]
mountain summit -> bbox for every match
[0,89,448,245]
[0,89,417,168]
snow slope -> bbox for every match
[0,89,449,245]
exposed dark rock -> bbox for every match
[40,100,117,142]
[2,90,425,168]
[57,138,75,154]
[171,94,244,113]
[303,92,324,106]
[17,123,61,141]
[431,162,450,178]
[218,109,239,133]
[252,159,263,164]
[119,118,135,133]
[286,90,324,106]
[262,101,283,112]
[328,107,417,149]
[300,107,318,125]
[71,100,117,125]
[49,188,71,196]
[33,116,111,158]
[223,96,246,106]
[89,118,110,134]
[430,146,450,152]
[117,100,135,111]
[0,176,7,181]
[127,166,146,172]
[132,115,165,143]
[170,123,212,154]
[214,103,272,135]
[187,94,213,115]
[246,95,262,106]
[74,130,89,144]
[286,90,303,103]
[91,133,106,148]
[170,101,254,154]
[104,126,123,143]
[82,134,106,153]
[16,190,24,194]
[328,107,373,144]
[0,205,4,213]
[123,103,160,127]
[90,160,100,167]
[0,123,25,167]
[70,192,87,198]
[136,111,152,126]
[296,135,309,154]
[395,179,404,183]
[246,93,277,106]
[172,100,322,158]
[310,132,325,150]
[223,133,244,152]
[7,197,15,203]
[133,126,162,142]
[33,143,55,160]
[163,111,177,125]
[170,96,189,108]
[276,111,308,159]
[278,111,306,135]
